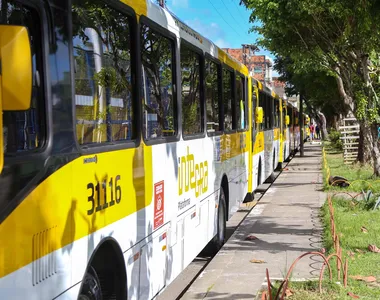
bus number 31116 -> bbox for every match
[87,175,122,215]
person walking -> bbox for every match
[309,123,315,140]
[315,125,320,139]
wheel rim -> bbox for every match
[78,268,102,300]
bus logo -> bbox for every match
[154,181,165,230]
[178,147,208,197]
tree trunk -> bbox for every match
[357,121,372,164]
[317,111,328,140]
[370,123,380,177]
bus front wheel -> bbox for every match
[78,266,103,300]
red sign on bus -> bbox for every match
[154,181,164,230]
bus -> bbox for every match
[304,114,311,140]
[278,99,290,169]
[0,0,285,299]
[251,83,282,187]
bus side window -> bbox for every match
[236,75,246,130]
[223,69,233,131]
[251,85,257,145]
[180,43,202,136]
[72,0,135,145]
[141,24,176,140]
[2,2,45,154]
[251,85,256,131]
[265,93,270,130]
[289,107,293,126]
[269,95,274,129]
[274,100,280,128]
[259,91,265,131]
[205,59,221,133]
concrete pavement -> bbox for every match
[181,143,325,300]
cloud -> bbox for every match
[184,18,226,45]
[214,38,232,48]
[170,0,188,9]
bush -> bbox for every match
[329,129,343,150]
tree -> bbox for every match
[275,56,346,140]
[242,0,380,175]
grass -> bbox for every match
[322,144,380,299]
[323,142,380,193]
[320,197,380,299]
[267,280,345,300]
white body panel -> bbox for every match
[0,2,250,300]
[284,127,290,161]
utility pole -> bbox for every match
[241,44,259,69]
[299,93,304,156]
[242,44,246,66]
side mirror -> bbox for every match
[285,115,290,125]
[1,25,32,110]
[0,79,2,173]
[0,25,32,173]
[255,107,263,124]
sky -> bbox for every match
[163,0,276,61]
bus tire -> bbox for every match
[78,266,103,300]
[204,188,226,256]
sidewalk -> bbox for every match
[182,143,325,299]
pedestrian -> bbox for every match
[309,123,315,140]
[315,125,320,139]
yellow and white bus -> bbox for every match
[251,84,282,187]
[278,99,290,169]
[0,0,285,299]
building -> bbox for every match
[222,47,288,100]
[222,48,273,86]
[272,77,286,99]
[250,55,273,86]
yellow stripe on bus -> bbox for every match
[220,131,249,162]
[217,49,249,76]
[0,130,251,278]
[274,128,280,141]
[253,132,264,154]
[120,0,147,16]
[0,143,153,278]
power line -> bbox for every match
[220,0,247,33]
[231,0,247,21]
[207,0,244,39]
